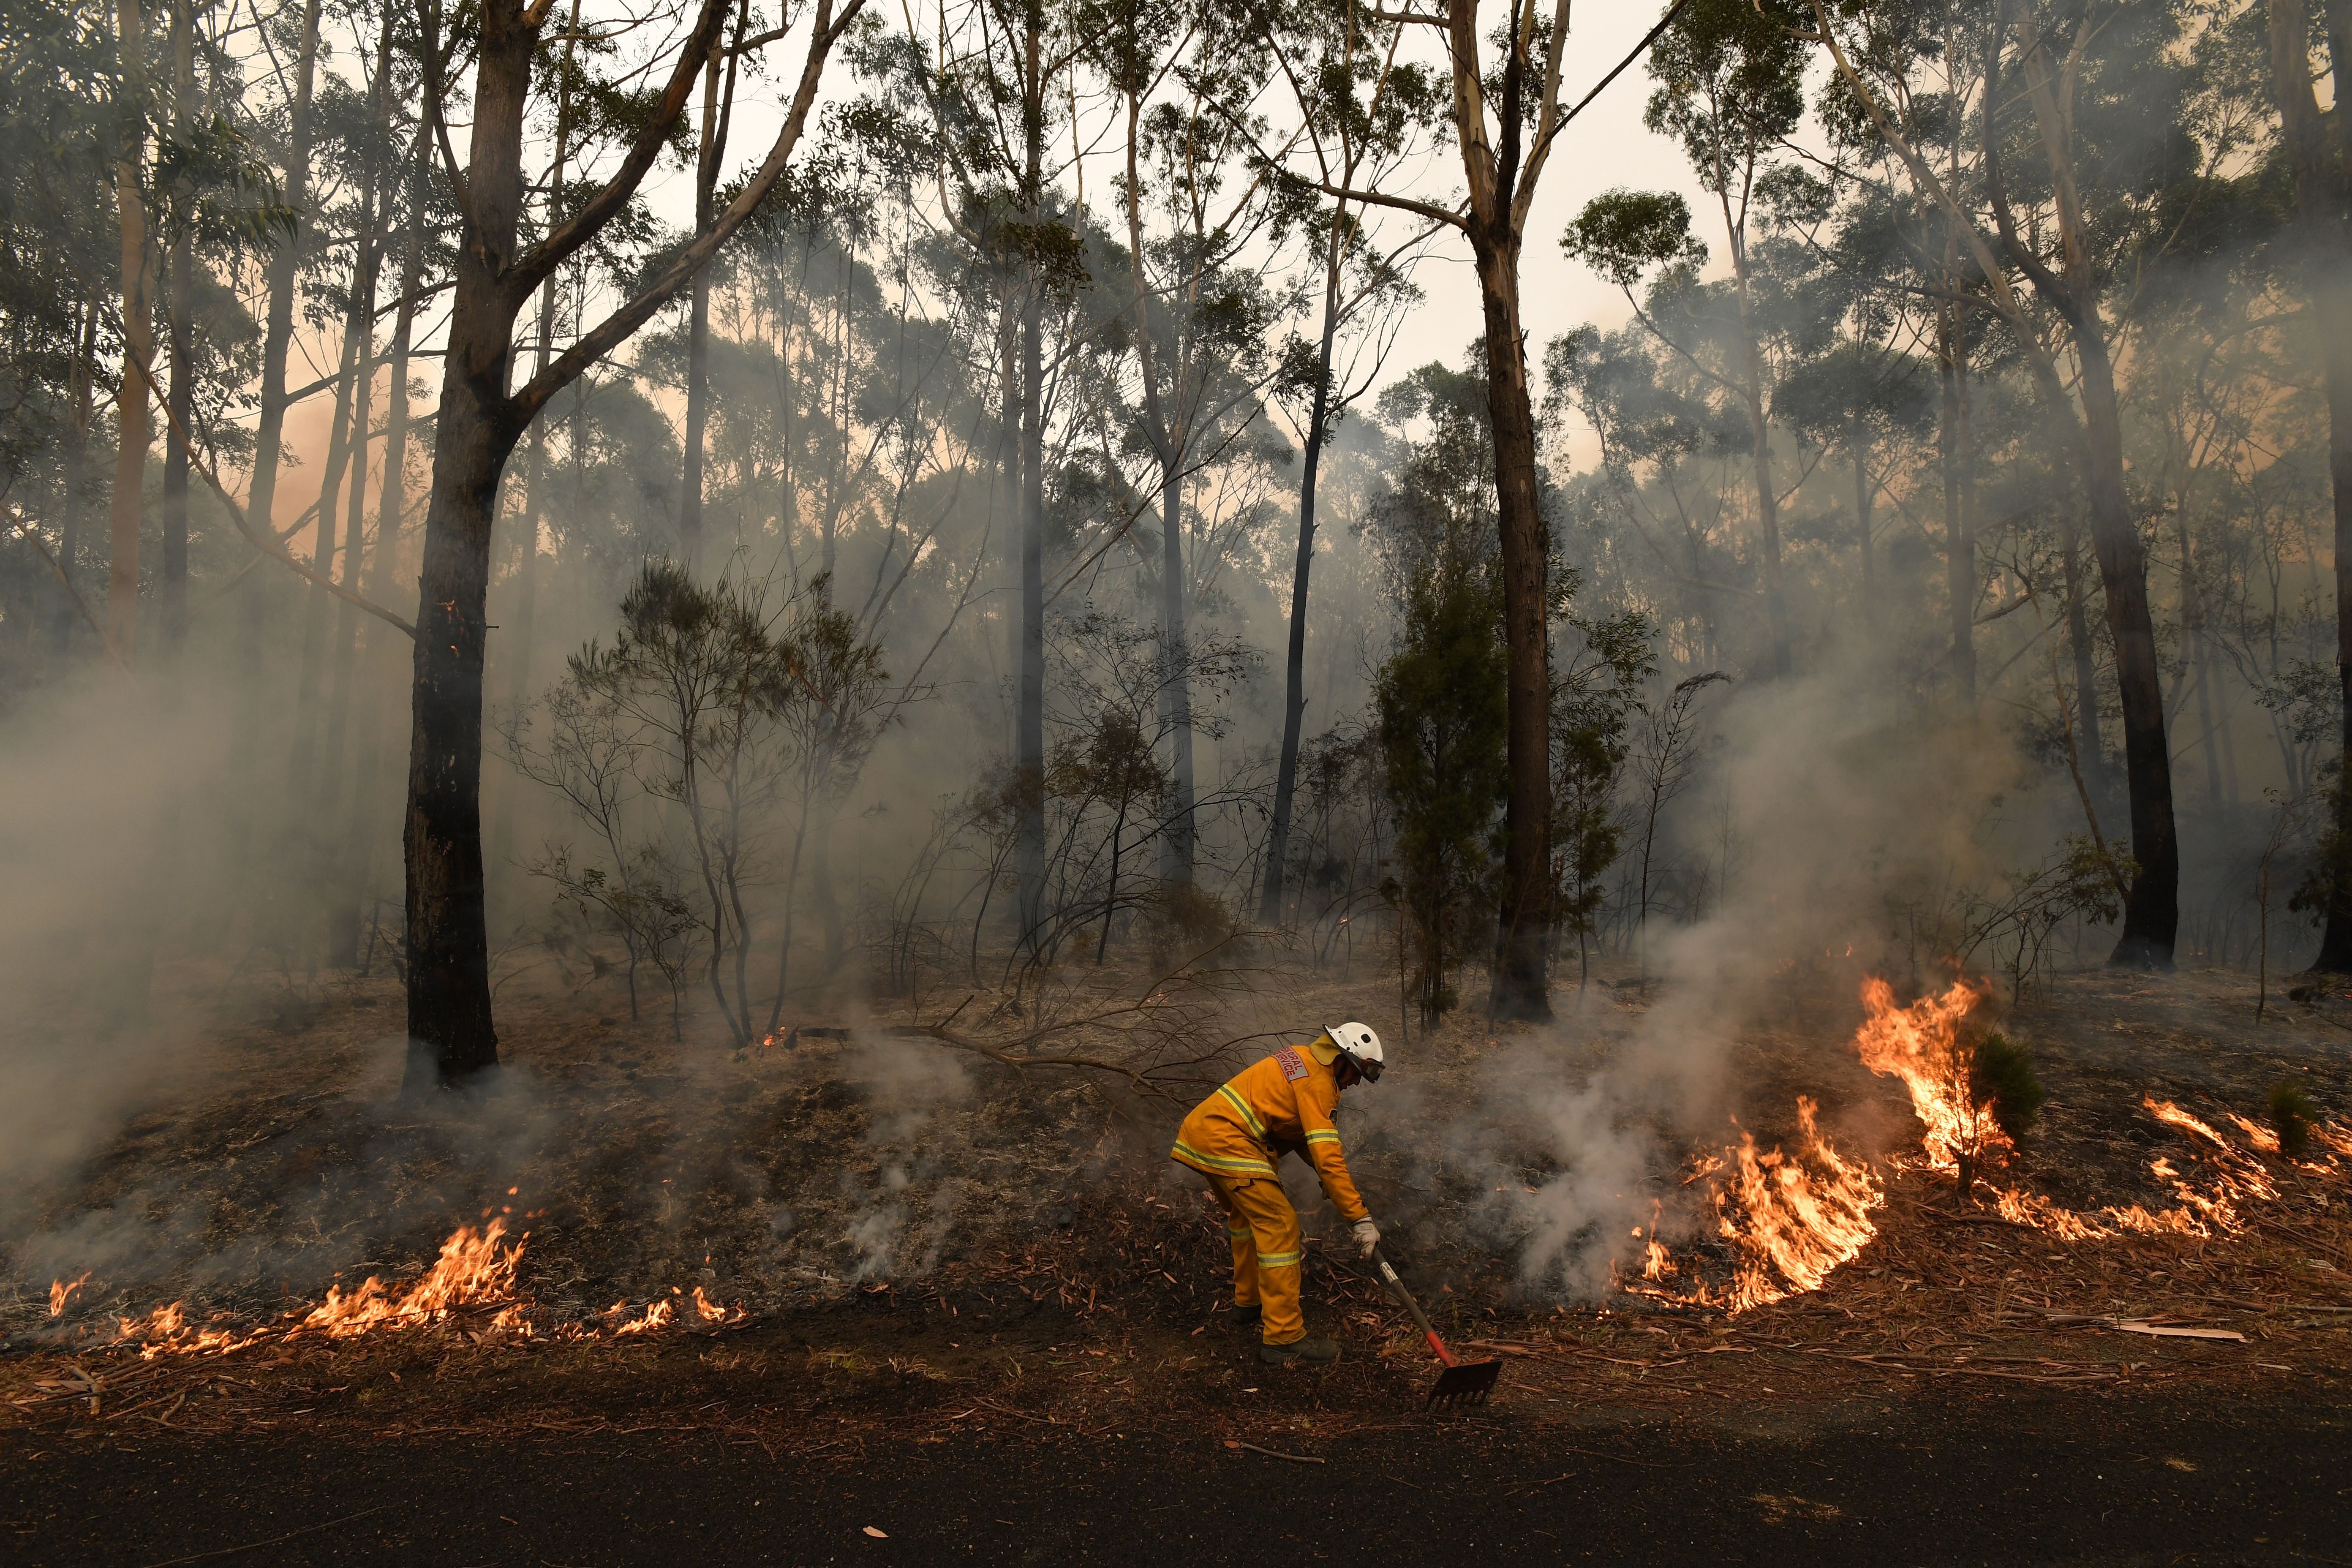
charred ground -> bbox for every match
[3,957,2349,1465]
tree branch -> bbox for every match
[127,355,416,638]
[515,0,867,425]
[509,0,734,299]
[1317,180,1465,232]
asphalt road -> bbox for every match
[4,1393,2346,1567]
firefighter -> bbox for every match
[1170,1021,1385,1364]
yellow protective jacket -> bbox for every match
[1171,1041,1369,1222]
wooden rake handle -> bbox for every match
[1373,1247,1459,1369]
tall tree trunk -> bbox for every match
[2271,0,2352,969]
[487,0,579,875]
[2058,531,2104,791]
[286,256,373,812]
[2076,338,2178,963]
[229,0,321,862]
[1939,293,1976,703]
[1157,463,1195,885]
[2004,16,2176,964]
[331,132,431,969]
[56,297,97,659]
[679,2,735,571]
[160,0,192,655]
[1726,231,1789,679]
[1257,234,1342,928]
[1011,0,1047,957]
[1472,233,1551,1021]
[404,0,855,1087]
[105,0,154,665]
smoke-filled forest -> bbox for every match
[3,0,2352,1560]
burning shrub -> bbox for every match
[1970,1032,2045,1140]
[2269,1080,2318,1158]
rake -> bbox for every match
[1371,1246,1499,1409]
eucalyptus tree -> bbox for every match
[1328,2,1694,1018]
[1253,0,1436,928]
[402,0,869,1088]
[1093,0,1298,887]
[2266,0,2352,970]
[918,0,1094,956]
[1809,0,2196,966]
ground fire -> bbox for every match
[78,1218,746,1360]
[1627,977,2352,1313]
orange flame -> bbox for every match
[613,1299,675,1336]
[1622,975,2352,1314]
[296,1221,528,1339]
[49,1272,90,1317]
[1852,977,2008,1173]
[1712,1099,1884,1312]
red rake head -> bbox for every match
[1426,1358,1499,1410]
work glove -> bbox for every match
[1350,1217,1381,1259]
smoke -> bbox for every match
[834,1031,975,1281]
[1452,652,2028,1299]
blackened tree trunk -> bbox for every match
[1812,0,2179,964]
[403,0,861,1089]
[2270,0,2352,970]
[2001,22,2176,964]
[1471,232,1552,1020]
[1323,0,1588,1024]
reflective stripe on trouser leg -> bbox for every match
[1211,1174,1304,1344]
[1209,1180,1259,1307]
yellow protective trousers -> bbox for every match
[1209,1174,1304,1345]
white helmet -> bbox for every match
[1325,1021,1384,1083]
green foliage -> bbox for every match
[1970,1032,2046,1139]
[1552,596,1655,970]
[1561,189,1704,289]
[2268,1080,2317,1158]
[1645,0,1811,157]
[1377,561,1508,1026]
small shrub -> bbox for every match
[1971,1032,2046,1139]
[2269,1080,2318,1157]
